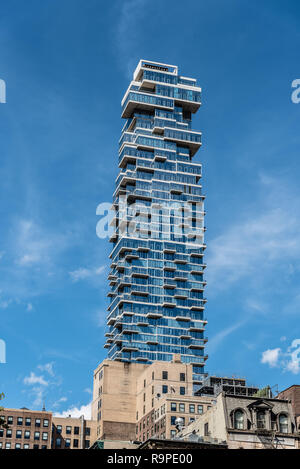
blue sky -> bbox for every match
[1,0,300,416]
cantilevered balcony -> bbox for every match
[122,92,174,119]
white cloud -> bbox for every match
[37,362,55,377]
[261,348,281,368]
[23,372,48,387]
[261,339,300,374]
[53,397,68,408]
[69,265,105,282]
[286,339,300,374]
[84,388,92,395]
[54,402,91,420]
[26,302,33,312]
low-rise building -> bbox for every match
[92,355,214,443]
[52,415,96,449]
[0,408,97,450]
[0,408,52,450]
[178,392,299,449]
[277,385,300,431]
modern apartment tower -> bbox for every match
[105,60,207,387]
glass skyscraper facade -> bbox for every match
[105,61,207,383]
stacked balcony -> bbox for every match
[104,61,208,384]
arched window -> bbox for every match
[279,414,288,433]
[257,411,266,429]
[234,410,244,430]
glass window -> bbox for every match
[180,373,185,382]
[65,439,71,448]
[24,430,30,439]
[23,444,29,449]
[279,414,288,433]
[17,417,23,426]
[85,440,90,449]
[15,443,21,449]
[35,419,41,428]
[16,430,22,439]
[171,416,177,425]
[66,426,71,434]
[162,371,168,380]
[33,444,39,450]
[7,416,13,424]
[197,405,203,414]
[25,418,31,426]
[56,425,62,434]
[257,411,266,429]
[204,423,209,436]
[6,429,12,438]
[179,403,185,412]
[43,419,49,428]
[189,404,195,413]
[73,439,79,448]
[56,438,61,448]
[42,432,48,441]
[74,426,79,435]
[162,385,168,394]
[171,402,176,411]
[5,443,11,449]
[34,431,40,440]
[234,410,244,430]
[180,387,185,395]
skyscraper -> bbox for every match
[105,60,207,385]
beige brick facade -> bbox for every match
[92,357,212,443]
[0,408,52,449]
[52,416,96,449]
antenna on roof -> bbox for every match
[42,402,46,412]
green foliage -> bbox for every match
[253,386,272,398]
[0,393,8,429]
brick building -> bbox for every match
[52,416,96,449]
[0,408,52,449]
[277,385,300,431]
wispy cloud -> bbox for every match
[206,173,300,294]
[52,396,68,408]
[23,363,60,408]
[0,217,77,302]
[37,362,55,377]
[69,265,105,282]
[207,319,247,354]
[24,372,48,387]
[15,219,64,267]
[114,0,149,78]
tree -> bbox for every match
[0,393,8,429]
